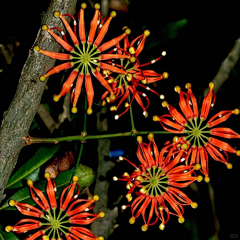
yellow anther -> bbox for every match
[98,212,105,218]
[130,56,136,62]
[141,224,148,231]
[126,183,132,189]
[142,79,147,84]
[226,163,233,169]
[110,93,116,100]
[103,70,108,75]
[129,217,135,224]
[153,115,159,122]
[106,97,111,103]
[173,136,179,143]
[195,164,201,170]
[34,46,40,52]
[53,95,60,102]
[232,108,240,115]
[114,115,119,120]
[144,30,150,37]
[137,136,143,143]
[108,79,114,84]
[129,47,135,54]
[125,28,131,35]
[126,194,132,202]
[119,156,123,160]
[143,111,148,117]
[42,236,49,240]
[97,237,104,240]
[178,216,185,223]
[162,51,167,56]
[96,67,101,72]
[27,179,33,187]
[191,202,198,209]
[54,11,60,18]
[44,172,51,180]
[42,25,48,31]
[81,2,87,9]
[110,11,117,17]
[121,205,126,210]
[40,75,46,82]
[113,176,118,181]
[87,108,93,115]
[126,73,133,81]
[185,83,192,89]
[5,226,13,232]
[197,175,203,182]
[123,172,129,177]
[209,82,215,90]
[159,206,164,211]
[9,199,16,207]
[102,100,106,106]
[136,176,142,181]
[125,102,130,108]
[72,175,79,182]
[110,106,117,111]
[148,133,154,141]
[204,176,210,183]
[93,195,99,202]
[71,106,78,113]
[159,223,165,230]
[95,3,100,9]
[162,72,169,79]
[122,26,128,30]
[162,101,169,108]
[140,188,147,194]
[174,86,181,93]
[236,150,240,156]
[181,143,188,150]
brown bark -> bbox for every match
[0,0,77,204]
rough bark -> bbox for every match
[0,0,77,204]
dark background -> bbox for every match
[0,1,240,240]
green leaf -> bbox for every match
[0,165,95,210]
[0,225,19,240]
[7,145,60,189]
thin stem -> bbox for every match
[28,131,173,144]
[128,95,136,131]
[73,93,87,177]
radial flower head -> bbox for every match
[113,134,199,231]
[99,29,168,119]
[153,82,240,182]
[6,173,105,240]
[35,2,132,114]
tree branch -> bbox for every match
[0,0,77,204]
[204,37,240,95]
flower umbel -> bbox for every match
[6,173,104,240]
[153,82,240,182]
[100,30,167,119]
[35,3,131,114]
[114,135,198,230]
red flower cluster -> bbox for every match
[6,174,104,240]
[35,2,131,115]
[113,134,199,231]
[100,30,168,119]
[153,82,240,182]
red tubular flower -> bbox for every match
[35,3,131,114]
[113,134,199,231]
[153,82,240,181]
[99,30,168,119]
[6,175,104,240]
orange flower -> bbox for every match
[113,135,199,231]
[5,173,104,240]
[153,82,240,182]
[35,2,131,114]
[99,30,168,119]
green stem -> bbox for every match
[28,131,173,144]
[128,95,136,132]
